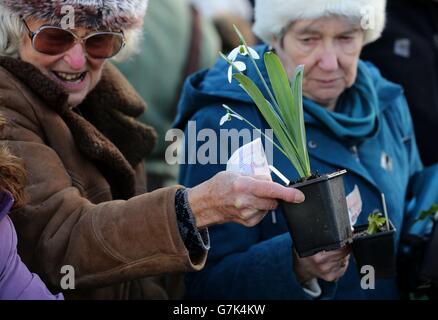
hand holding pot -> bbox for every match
[293,246,350,283]
[187,171,305,228]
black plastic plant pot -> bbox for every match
[281,170,353,258]
[420,223,438,286]
[352,220,396,278]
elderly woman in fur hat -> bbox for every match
[175,0,438,299]
[0,0,305,299]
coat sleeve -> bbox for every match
[395,93,438,289]
[179,105,336,299]
[396,94,437,237]
[0,86,207,291]
[403,165,438,238]
[0,216,63,300]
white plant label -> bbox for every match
[226,138,271,178]
[347,185,363,227]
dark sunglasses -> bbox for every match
[22,20,126,59]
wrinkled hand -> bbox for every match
[187,171,305,228]
[293,247,350,283]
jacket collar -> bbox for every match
[0,57,156,199]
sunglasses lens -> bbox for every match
[85,33,124,59]
[31,25,125,59]
[33,28,75,55]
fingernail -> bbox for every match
[295,191,305,203]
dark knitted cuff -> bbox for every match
[175,188,210,257]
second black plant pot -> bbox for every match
[281,170,353,258]
[352,220,396,278]
[420,223,438,286]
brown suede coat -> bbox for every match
[0,57,206,299]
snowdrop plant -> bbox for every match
[227,44,261,61]
[220,26,312,179]
[219,106,243,126]
[227,61,246,84]
[225,44,260,84]
[366,211,388,235]
[418,204,438,222]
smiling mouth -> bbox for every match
[52,71,87,83]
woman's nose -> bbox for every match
[63,43,87,70]
[318,47,339,72]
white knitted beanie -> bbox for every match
[253,0,387,45]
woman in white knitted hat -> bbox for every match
[175,0,438,299]
[0,0,305,299]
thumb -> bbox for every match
[251,180,305,204]
[281,187,305,204]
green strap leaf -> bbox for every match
[264,52,297,130]
[234,73,306,177]
[293,65,311,177]
[264,54,311,177]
